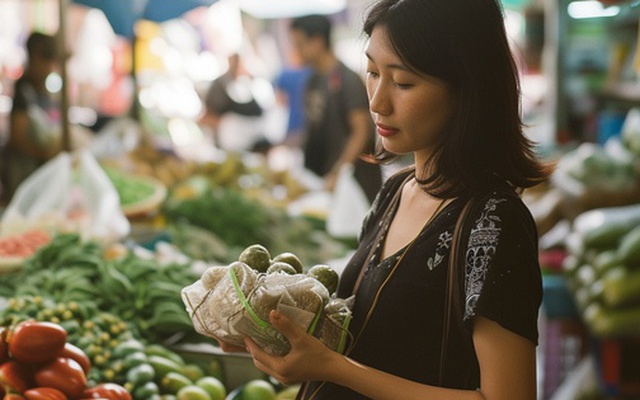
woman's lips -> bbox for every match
[376,123,398,137]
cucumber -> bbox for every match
[161,372,193,394]
[127,363,156,386]
[145,344,185,366]
[618,225,640,265]
[592,250,622,278]
[134,381,160,399]
[585,303,640,337]
[583,220,635,249]
[148,355,184,380]
[602,268,640,308]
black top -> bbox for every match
[298,168,542,399]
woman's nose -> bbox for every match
[368,83,390,116]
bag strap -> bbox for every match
[351,172,411,295]
[439,195,476,386]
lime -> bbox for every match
[307,265,339,294]
[177,385,212,400]
[161,372,193,394]
[206,359,224,381]
[196,376,227,400]
[275,385,301,400]
[182,364,205,382]
[241,380,276,400]
[266,262,298,275]
[271,252,303,274]
[239,244,271,273]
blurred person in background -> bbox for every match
[2,31,61,202]
[273,55,312,148]
[289,14,382,202]
[200,52,274,153]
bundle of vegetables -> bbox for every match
[563,203,640,336]
[0,317,131,400]
[0,296,228,400]
[163,178,348,265]
[183,244,352,357]
[1,233,197,342]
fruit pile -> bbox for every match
[0,319,130,399]
[0,296,227,400]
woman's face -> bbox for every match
[365,26,455,160]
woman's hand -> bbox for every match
[213,337,247,353]
[244,310,340,385]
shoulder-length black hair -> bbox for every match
[363,0,552,197]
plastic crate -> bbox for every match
[540,316,591,400]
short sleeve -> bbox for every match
[463,194,542,344]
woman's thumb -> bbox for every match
[269,310,299,338]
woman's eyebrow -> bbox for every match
[365,51,411,72]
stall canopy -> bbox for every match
[239,0,346,18]
[72,0,218,39]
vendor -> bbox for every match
[2,31,62,201]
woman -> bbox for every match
[226,0,552,398]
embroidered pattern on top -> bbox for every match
[426,230,452,271]
[463,197,506,320]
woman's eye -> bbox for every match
[395,82,413,89]
[366,71,379,79]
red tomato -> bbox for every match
[0,360,33,394]
[23,387,67,400]
[82,384,130,400]
[4,394,27,399]
[34,358,86,400]
[57,344,90,375]
[8,321,67,365]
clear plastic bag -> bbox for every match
[182,262,354,356]
[326,163,371,239]
[1,150,130,243]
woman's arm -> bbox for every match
[246,311,534,400]
[473,317,537,400]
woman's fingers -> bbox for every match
[268,310,303,341]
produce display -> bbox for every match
[0,318,131,399]
[0,234,197,342]
[163,178,347,266]
[103,167,168,219]
[0,143,351,399]
[183,244,353,357]
[563,204,640,336]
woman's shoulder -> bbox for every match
[469,183,537,237]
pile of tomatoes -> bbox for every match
[0,320,130,400]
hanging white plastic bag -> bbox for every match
[76,150,130,242]
[1,150,130,243]
[326,163,371,239]
[1,152,73,236]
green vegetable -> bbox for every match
[602,268,640,308]
[617,225,640,265]
[126,363,156,386]
[134,381,160,399]
[161,372,193,394]
[148,355,184,380]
